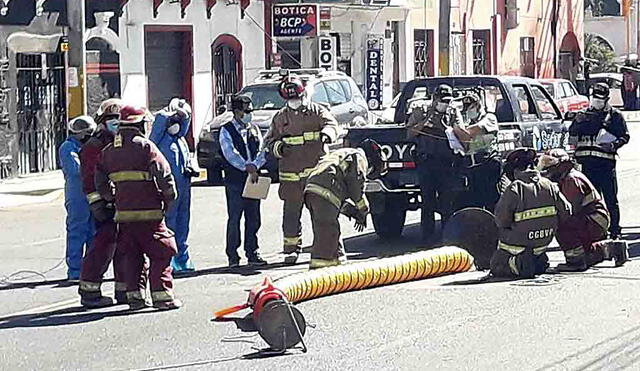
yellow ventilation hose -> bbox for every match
[275,246,474,303]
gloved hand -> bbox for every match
[353,215,367,232]
[91,201,115,223]
[184,166,200,178]
[340,202,359,220]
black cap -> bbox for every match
[434,84,453,102]
[230,94,252,112]
[592,82,610,99]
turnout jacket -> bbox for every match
[80,129,114,214]
[495,169,572,255]
[265,102,339,186]
[569,107,629,164]
[304,148,369,213]
[95,127,177,223]
[558,168,610,230]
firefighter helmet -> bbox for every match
[119,105,151,125]
[95,98,124,124]
[278,77,305,100]
[359,138,387,179]
[68,115,97,135]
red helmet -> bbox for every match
[278,77,305,100]
[119,105,151,125]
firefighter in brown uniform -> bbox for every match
[490,148,572,279]
[304,140,386,269]
[265,76,339,264]
[95,105,182,310]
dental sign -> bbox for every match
[273,4,318,37]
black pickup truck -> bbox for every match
[344,75,572,239]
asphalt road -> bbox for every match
[2,125,640,370]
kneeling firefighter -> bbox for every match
[490,148,572,279]
[95,105,182,310]
[303,139,386,269]
[538,149,626,270]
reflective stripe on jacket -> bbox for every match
[558,168,610,231]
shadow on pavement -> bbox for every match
[0,305,157,330]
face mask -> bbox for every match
[167,123,180,135]
[436,102,449,113]
[590,97,607,110]
[467,109,480,121]
[287,98,303,110]
[240,112,252,125]
[105,119,119,134]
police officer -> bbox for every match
[265,76,339,264]
[407,84,463,242]
[95,105,181,311]
[150,98,196,274]
[219,95,268,267]
[490,148,572,279]
[78,99,133,307]
[570,82,630,239]
[453,93,501,212]
[538,149,626,270]
[59,116,97,282]
[304,139,386,269]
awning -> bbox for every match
[7,32,63,53]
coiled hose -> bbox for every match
[274,246,474,303]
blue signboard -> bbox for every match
[366,39,383,110]
[273,4,318,37]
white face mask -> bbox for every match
[436,102,449,113]
[287,98,303,110]
[240,112,252,125]
[167,123,180,135]
[467,109,480,121]
[590,97,607,110]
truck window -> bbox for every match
[312,82,330,105]
[325,80,348,106]
[530,85,559,120]
[512,85,538,121]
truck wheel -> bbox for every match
[206,165,224,186]
[371,198,407,239]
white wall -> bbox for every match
[585,15,636,58]
[118,0,266,143]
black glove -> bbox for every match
[91,201,115,223]
[354,217,367,232]
[184,166,200,178]
[340,202,359,220]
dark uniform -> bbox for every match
[407,92,464,240]
[490,169,572,278]
[266,102,339,256]
[304,148,369,268]
[95,112,180,310]
[569,83,629,238]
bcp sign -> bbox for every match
[318,36,336,71]
[273,4,318,37]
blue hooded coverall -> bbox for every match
[59,137,95,279]
[150,110,193,271]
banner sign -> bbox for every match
[273,4,318,37]
[365,39,383,110]
[319,6,331,31]
[318,36,337,71]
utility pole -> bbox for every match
[438,0,451,76]
[66,0,86,117]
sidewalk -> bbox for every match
[0,171,64,209]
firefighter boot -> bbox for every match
[115,290,128,305]
[80,295,114,309]
[284,252,299,265]
[555,262,588,272]
[153,299,183,311]
[612,241,630,267]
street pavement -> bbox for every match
[2,124,640,370]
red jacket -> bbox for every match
[80,129,114,205]
[95,127,176,223]
[558,169,610,229]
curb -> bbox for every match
[0,189,64,210]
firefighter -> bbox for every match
[78,99,133,308]
[538,149,613,271]
[59,116,97,281]
[304,139,386,269]
[95,105,182,310]
[489,148,572,279]
[150,98,196,274]
[570,82,629,239]
[407,84,464,242]
[453,93,501,212]
[265,76,339,264]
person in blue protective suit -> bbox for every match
[59,116,97,281]
[149,98,197,274]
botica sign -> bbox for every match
[273,4,318,37]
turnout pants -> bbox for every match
[581,162,621,236]
[224,183,261,260]
[557,213,609,266]
[305,193,346,262]
[279,181,306,254]
[79,220,131,298]
[118,220,177,305]
[490,248,549,279]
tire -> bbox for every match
[206,165,224,186]
[370,195,407,239]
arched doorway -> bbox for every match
[86,37,122,116]
[558,32,581,83]
[211,35,243,113]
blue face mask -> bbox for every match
[106,119,119,134]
